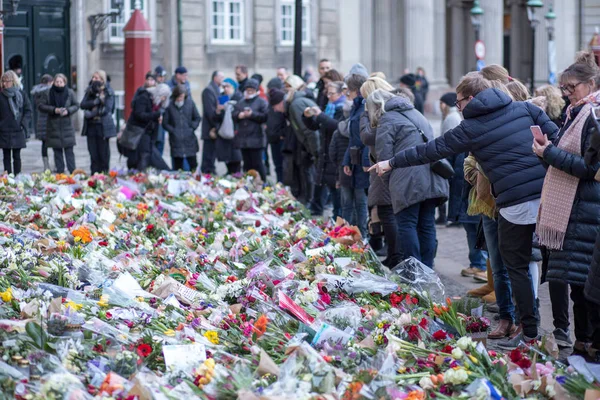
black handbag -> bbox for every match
[399,111,454,180]
[118,123,146,151]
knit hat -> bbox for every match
[399,73,417,87]
[175,66,188,74]
[267,77,283,90]
[268,88,285,106]
[348,63,369,78]
[440,92,457,107]
[245,78,259,91]
[286,75,305,90]
[154,65,167,77]
[251,74,263,85]
[223,77,238,92]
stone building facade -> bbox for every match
[4,0,600,125]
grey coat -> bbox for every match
[162,97,202,158]
[233,96,269,149]
[287,91,320,157]
[360,112,392,207]
[376,96,449,214]
[38,88,79,149]
[31,84,50,140]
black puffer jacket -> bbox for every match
[233,96,268,149]
[390,88,559,209]
[541,104,600,287]
[584,111,600,304]
[38,87,79,149]
[360,112,392,207]
[80,83,117,139]
[303,107,343,187]
[328,119,352,188]
[162,97,202,158]
[0,89,31,149]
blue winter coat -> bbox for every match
[342,96,370,189]
[389,88,559,209]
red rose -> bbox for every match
[442,345,454,354]
[98,241,108,247]
[88,180,96,188]
[390,293,404,307]
[509,349,522,363]
[432,330,448,341]
[516,358,532,369]
[412,297,419,305]
[146,224,155,233]
[136,343,153,358]
[255,220,261,227]
[418,318,428,329]
[406,325,420,341]
[275,207,285,215]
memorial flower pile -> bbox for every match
[0,170,594,399]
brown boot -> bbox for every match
[489,320,517,339]
[482,292,496,303]
[467,260,494,297]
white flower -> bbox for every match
[452,347,464,360]
[456,336,475,350]
[546,384,556,398]
[444,368,468,385]
[419,376,435,390]
[397,313,412,326]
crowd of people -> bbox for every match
[2,53,600,361]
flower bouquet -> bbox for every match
[465,315,490,345]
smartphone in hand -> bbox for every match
[530,125,545,145]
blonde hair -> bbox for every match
[147,83,172,108]
[534,84,566,121]
[53,73,68,86]
[506,80,530,101]
[366,89,396,127]
[93,70,107,84]
[480,64,510,84]
[1,70,19,88]
[369,72,387,79]
[360,76,394,99]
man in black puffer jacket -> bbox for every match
[370,72,559,347]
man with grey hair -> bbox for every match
[200,70,225,174]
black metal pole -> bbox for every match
[293,0,302,76]
[530,25,536,94]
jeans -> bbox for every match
[330,186,341,221]
[482,216,514,322]
[340,186,368,238]
[53,147,76,174]
[2,148,21,175]
[172,157,191,172]
[270,141,284,183]
[172,156,198,172]
[310,184,328,216]
[201,138,217,174]
[395,199,438,268]
[297,161,315,205]
[155,126,165,156]
[378,204,402,266]
[241,148,266,181]
[41,140,48,157]
[497,214,537,338]
[463,221,487,270]
[226,161,241,175]
[87,123,110,174]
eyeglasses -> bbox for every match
[1,79,12,83]
[560,81,584,94]
[454,96,469,110]
[326,92,338,97]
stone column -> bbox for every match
[403,0,435,78]
[509,0,530,82]
[73,0,88,130]
[533,2,549,89]
[372,0,393,76]
[480,0,504,67]
[431,0,448,88]
[553,0,579,73]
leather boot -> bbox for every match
[489,320,517,339]
[482,291,496,303]
[467,260,494,297]
[42,157,51,172]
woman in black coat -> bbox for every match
[233,78,269,180]
[533,53,600,354]
[39,73,79,174]
[80,70,117,174]
[0,70,31,175]
[31,74,53,172]
[163,84,202,171]
[215,78,243,175]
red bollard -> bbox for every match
[123,8,151,121]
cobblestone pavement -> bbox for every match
[18,124,575,356]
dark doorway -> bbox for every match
[3,0,70,96]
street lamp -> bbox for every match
[470,0,484,70]
[527,0,544,93]
[545,4,557,84]
[0,0,21,18]
[87,0,124,51]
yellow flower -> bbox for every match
[97,295,109,307]
[242,246,250,253]
[468,355,479,364]
[203,330,219,344]
[135,297,145,303]
[0,287,12,302]
[64,300,82,311]
[164,329,175,337]
[247,227,255,233]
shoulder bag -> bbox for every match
[118,123,146,151]
[399,111,454,180]
[217,103,235,140]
